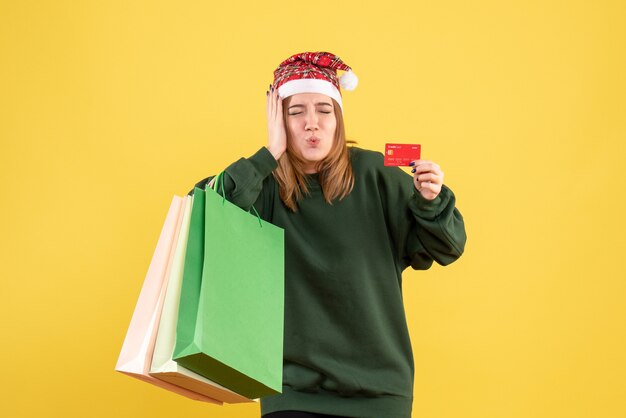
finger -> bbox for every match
[417,172,442,184]
[410,160,439,167]
[275,90,282,117]
[413,171,423,188]
[411,165,440,176]
[273,89,282,122]
[412,162,441,174]
[419,180,441,194]
[413,167,443,182]
[269,84,276,118]
[271,84,279,115]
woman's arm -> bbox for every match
[187,147,278,211]
[405,184,466,269]
[379,158,466,270]
[187,85,285,209]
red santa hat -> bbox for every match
[272,51,358,110]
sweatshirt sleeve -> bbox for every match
[404,184,467,269]
[188,147,278,213]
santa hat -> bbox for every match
[272,51,358,110]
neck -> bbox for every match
[302,163,318,174]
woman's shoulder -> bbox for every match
[348,146,412,186]
[349,146,385,168]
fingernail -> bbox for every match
[411,168,416,173]
[409,161,415,166]
[266,90,269,96]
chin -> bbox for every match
[302,152,328,163]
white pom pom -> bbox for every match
[339,70,358,91]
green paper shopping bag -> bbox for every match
[173,182,284,399]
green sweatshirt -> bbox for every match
[191,146,466,418]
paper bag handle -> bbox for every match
[210,171,263,228]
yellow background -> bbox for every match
[1,0,624,417]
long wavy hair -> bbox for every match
[272,97,355,212]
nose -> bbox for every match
[304,112,319,131]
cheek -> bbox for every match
[286,119,301,137]
[324,116,337,131]
[325,120,337,137]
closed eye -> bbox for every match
[288,111,331,116]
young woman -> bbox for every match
[191,52,467,418]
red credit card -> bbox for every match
[384,143,421,166]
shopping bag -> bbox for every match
[150,195,251,403]
[173,182,284,399]
[115,196,220,404]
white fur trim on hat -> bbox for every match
[277,79,343,110]
[339,70,358,91]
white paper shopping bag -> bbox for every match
[115,195,220,404]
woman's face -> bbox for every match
[285,93,337,173]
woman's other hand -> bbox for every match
[410,160,444,200]
[266,85,287,161]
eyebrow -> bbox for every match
[288,102,333,110]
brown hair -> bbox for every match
[272,97,355,212]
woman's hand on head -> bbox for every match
[410,160,444,200]
[266,85,287,161]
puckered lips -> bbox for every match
[306,136,320,147]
